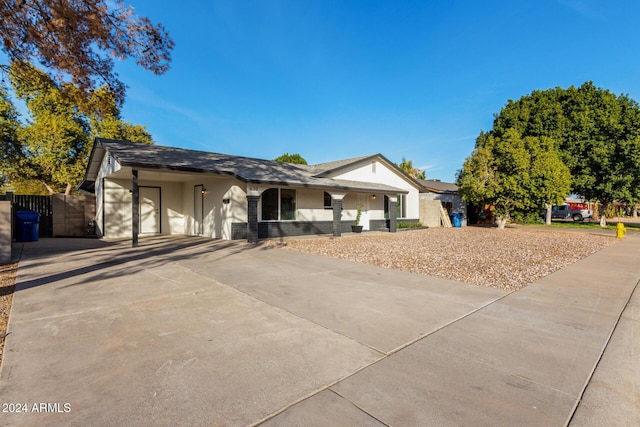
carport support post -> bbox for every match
[388,196,397,233]
[132,169,139,247]
[247,195,259,243]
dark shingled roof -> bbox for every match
[419,179,459,194]
[305,155,375,176]
[83,139,411,194]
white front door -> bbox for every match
[357,193,370,230]
[139,187,161,234]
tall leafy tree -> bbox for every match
[489,82,640,221]
[83,85,153,143]
[0,84,22,182]
[1,62,152,194]
[398,157,426,179]
[0,0,174,106]
[457,129,570,229]
[530,137,572,225]
[10,63,91,194]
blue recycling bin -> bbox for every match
[15,211,40,242]
[449,212,463,228]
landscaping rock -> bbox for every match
[283,227,615,291]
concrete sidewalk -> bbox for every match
[0,233,638,426]
[569,244,640,426]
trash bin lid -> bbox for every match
[16,210,40,221]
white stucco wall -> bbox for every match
[296,189,333,222]
[102,179,131,238]
[331,160,420,219]
[101,178,185,238]
[182,177,247,239]
[95,153,123,237]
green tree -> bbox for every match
[489,82,640,224]
[457,129,570,229]
[530,137,572,225]
[1,62,152,194]
[84,86,153,143]
[0,0,174,106]
[11,63,91,194]
[0,85,22,182]
[398,157,426,179]
[274,153,308,165]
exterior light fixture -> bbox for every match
[202,188,207,194]
[371,194,377,200]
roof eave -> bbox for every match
[244,179,409,194]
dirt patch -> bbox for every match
[283,227,616,291]
[0,262,18,366]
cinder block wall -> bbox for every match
[52,195,97,237]
[0,201,12,263]
[419,198,442,228]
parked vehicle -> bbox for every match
[545,203,592,222]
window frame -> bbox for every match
[324,192,333,210]
[396,194,407,219]
[260,188,297,221]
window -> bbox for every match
[262,188,279,220]
[384,195,407,218]
[396,194,407,218]
[261,188,296,220]
[280,189,296,220]
[324,192,332,209]
[384,195,389,218]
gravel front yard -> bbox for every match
[283,227,616,291]
[0,262,18,365]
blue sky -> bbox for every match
[13,0,640,182]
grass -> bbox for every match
[546,220,640,231]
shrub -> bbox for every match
[397,221,423,229]
[511,211,544,225]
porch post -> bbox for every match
[327,192,347,237]
[332,198,343,237]
[132,169,139,247]
[389,196,397,233]
[247,195,259,243]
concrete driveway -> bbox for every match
[1,234,638,426]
